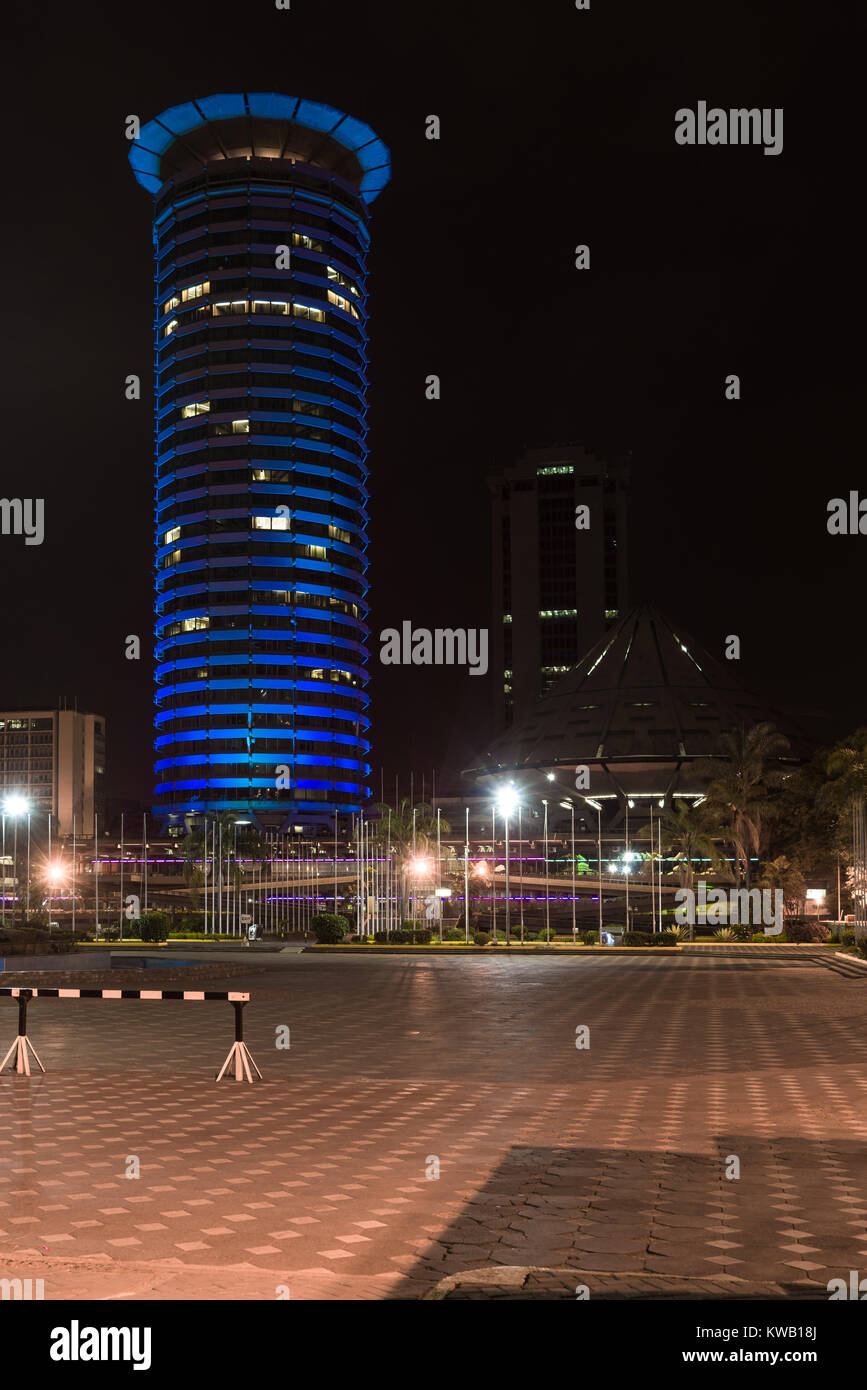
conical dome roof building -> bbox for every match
[467,605,806,825]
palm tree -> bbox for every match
[369,800,451,924]
[660,799,722,891]
[659,799,724,941]
[821,730,867,925]
[699,722,790,889]
[176,812,257,916]
[822,728,867,815]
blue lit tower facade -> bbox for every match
[129,94,390,829]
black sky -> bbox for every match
[2,0,863,806]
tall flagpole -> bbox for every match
[26,813,31,921]
[120,811,124,940]
[436,807,442,943]
[203,818,208,937]
[543,800,550,943]
[142,812,148,913]
[597,805,603,942]
[94,811,99,937]
[650,804,657,933]
[464,807,470,943]
[571,803,576,941]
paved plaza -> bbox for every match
[1,951,866,1300]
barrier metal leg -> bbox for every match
[216,1001,261,1084]
[0,992,45,1077]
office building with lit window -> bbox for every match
[129,92,390,828]
[489,445,630,728]
[0,707,105,837]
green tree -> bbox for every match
[699,722,790,889]
[755,854,807,916]
[660,799,723,891]
[176,813,255,916]
[659,799,724,940]
[369,801,452,925]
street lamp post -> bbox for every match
[624,799,630,929]
[518,804,525,944]
[570,803,576,942]
[594,803,603,942]
[542,800,550,943]
[504,807,510,945]
[577,796,604,943]
[490,803,496,942]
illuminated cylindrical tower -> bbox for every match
[129,93,390,829]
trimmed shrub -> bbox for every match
[581,930,598,946]
[137,912,169,943]
[657,930,679,947]
[783,917,831,944]
[841,929,856,946]
[732,923,753,942]
[623,930,652,947]
[377,927,432,944]
[473,932,492,946]
[441,927,463,942]
[310,912,350,944]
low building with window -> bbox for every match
[0,706,105,837]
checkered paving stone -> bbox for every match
[0,953,866,1300]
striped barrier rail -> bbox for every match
[0,987,261,1083]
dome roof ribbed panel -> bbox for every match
[476,605,804,773]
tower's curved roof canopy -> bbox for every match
[469,604,808,784]
[129,92,390,204]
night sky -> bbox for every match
[2,0,862,808]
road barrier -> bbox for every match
[0,987,261,1083]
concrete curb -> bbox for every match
[302,944,682,955]
[835,950,867,968]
